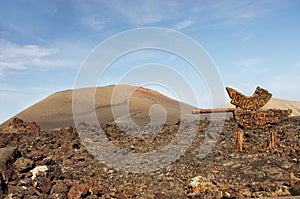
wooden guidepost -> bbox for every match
[192,86,292,151]
[236,127,243,151]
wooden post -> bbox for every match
[269,128,277,148]
[235,126,243,151]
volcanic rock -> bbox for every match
[188,175,218,196]
[67,183,88,199]
[0,147,18,182]
[35,176,51,193]
[30,165,48,180]
[0,117,299,198]
[290,181,300,196]
[50,181,69,198]
[0,175,5,198]
[14,158,34,173]
[2,118,40,133]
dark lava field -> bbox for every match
[0,117,300,198]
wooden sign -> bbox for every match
[193,86,292,151]
[226,87,272,110]
[233,109,291,129]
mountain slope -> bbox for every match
[1,85,195,130]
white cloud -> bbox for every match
[31,58,71,68]
[0,61,26,70]
[236,58,264,67]
[79,11,112,31]
[0,39,58,58]
[203,0,281,27]
[0,39,76,77]
[105,1,182,25]
[8,45,58,57]
[75,0,283,32]
[76,0,187,29]
[174,20,193,30]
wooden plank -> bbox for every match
[192,108,236,114]
[226,86,272,110]
[233,109,292,129]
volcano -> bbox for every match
[1,85,195,130]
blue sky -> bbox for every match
[0,0,300,123]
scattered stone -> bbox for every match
[14,157,34,173]
[290,181,300,196]
[89,183,110,196]
[67,183,88,199]
[223,191,231,198]
[18,177,31,187]
[7,186,25,198]
[0,174,6,198]
[0,147,18,182]
[50,181,69,198]
[291,172,300,184]
[30,165,48,180]
[188,175,218,196]
[240,188,252,197]
[36,177,51,193]
[3,118,40,133]
[0,117,299,198]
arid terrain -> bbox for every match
[1,85,300,198]
[0,85,195,130]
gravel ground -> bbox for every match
[0,117,300,198]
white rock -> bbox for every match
[30,165,48,180]
[189,175,217,195]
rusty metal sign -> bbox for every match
[193,86,292,151]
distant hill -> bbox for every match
[0,85,195,130]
